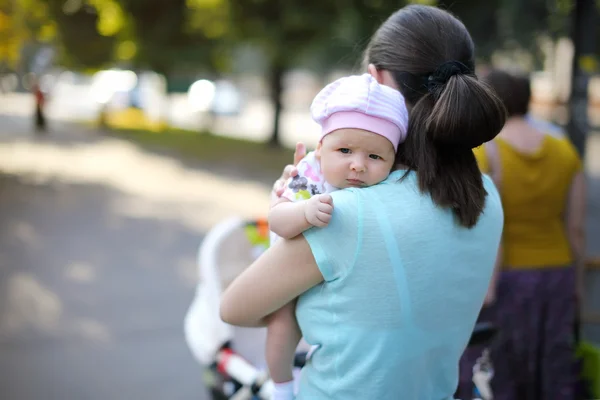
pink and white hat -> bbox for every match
[310,74,409,151]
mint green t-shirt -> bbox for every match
[297,170,503,400]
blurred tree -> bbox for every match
[116,0,225,81]
[566,0,597,157]
[185,0,231,72]
[436,0,502,61]
[303,1,409,73]
[440,0,597,158]
[306,0,587,71]
[8,0,229,81]
[0,0,56,71]
[44,0,117,69]
[226,0,354,146]
[439,0,573,62]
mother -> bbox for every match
[221,5,505,399]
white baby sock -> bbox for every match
[272,380,295,400]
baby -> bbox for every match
[267,74,409,399]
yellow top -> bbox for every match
[473,135,582,268]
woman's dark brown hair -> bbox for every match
[365,5,507,228]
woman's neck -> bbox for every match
[497,115,546,152]
[500,116,529,131]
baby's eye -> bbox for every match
[339,148,350,154]
[369,154,382,160]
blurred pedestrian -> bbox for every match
[32,77,46,131]
[457,70,587,400]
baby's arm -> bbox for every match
[269,194,333,239]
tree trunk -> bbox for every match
[567,0,598,158]
[268,63,285,147]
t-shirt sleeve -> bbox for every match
[302,189,360,282]
[280,156,323,202]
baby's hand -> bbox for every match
[304,194,333,227]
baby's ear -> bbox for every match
[315,142,322,159]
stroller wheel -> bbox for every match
[209,388,229,400]
[204,366,236,400]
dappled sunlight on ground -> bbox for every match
[0,273,62,339]
[0,137,272,232]
[12,221,42,251]
[69,318,112,344]
[0,270,114,345]
[0,166,207,398]
[64,261,97,283]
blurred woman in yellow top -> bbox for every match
[457,70,587,400]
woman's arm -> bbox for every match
[566,171,587,300]
[484,243,503,305]
[220,235,324,327]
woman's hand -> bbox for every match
[273,143,306,197]
[483,244,503,306]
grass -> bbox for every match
[101,108,296,184]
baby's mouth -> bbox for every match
[346,179,365,186]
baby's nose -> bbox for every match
[351,159,366,172]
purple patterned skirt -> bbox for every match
[456,266,577,400]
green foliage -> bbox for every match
[108,0,228,76]
[304,0,406,72]
[439,0,574,61]
[0,0,57,68]
[45,0,116,69]
[225,0,342,69]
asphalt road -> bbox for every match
[0,115,272,400]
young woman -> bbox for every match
[221,5,506,398]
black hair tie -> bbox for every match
[426,60,473,93]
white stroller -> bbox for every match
[183,217,308,400]
[184,216,498,400]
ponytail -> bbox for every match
[396,74,506,228]
[365,4,507,227]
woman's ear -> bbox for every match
[368,64,400,90]
[368,64,384,84]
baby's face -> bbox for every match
[316,128,396,189]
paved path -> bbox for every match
[0,115,272,400]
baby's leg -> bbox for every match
[266,299,301,398]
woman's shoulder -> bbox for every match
[482,174,502,209]
[329,187,360,208]
[548,134,579,154]
[329,171,413,211]
[543,135,582,170]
